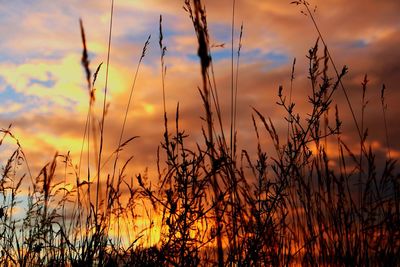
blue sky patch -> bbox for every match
[348,39,368,49]
[0,51,64,64]
[27,72,56,89]
[187,48,288,68]
[0,85,26,102]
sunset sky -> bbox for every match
[0,0,399,182]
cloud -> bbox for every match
[0,0,398,193]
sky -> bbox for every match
[0,0,399,188]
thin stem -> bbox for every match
[96,0,114,218]
[381,84,391,159]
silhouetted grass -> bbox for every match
[0,0,398,266]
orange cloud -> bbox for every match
[0,2,398,240]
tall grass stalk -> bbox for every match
[96,0,115,219]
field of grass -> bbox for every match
[0,0,399,266]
